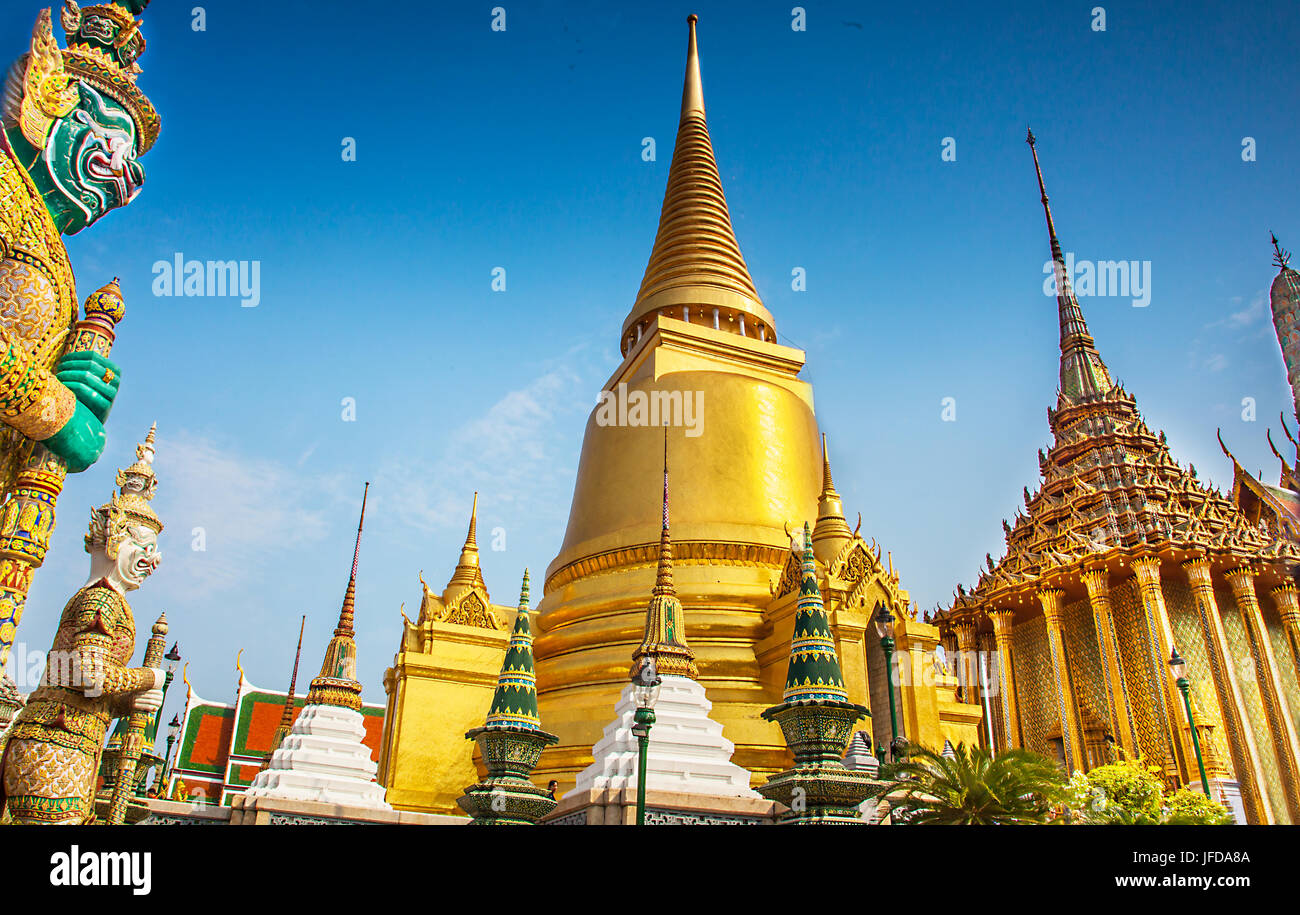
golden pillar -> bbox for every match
[954,617,980,705]
[1080,568,1138,758]
[1038,588,1086,773]
[1130,555,1192,784]
[1225,565,1300,820]
[1184,556,1271,824]
[989,607,1021,749]
[1270,581,1300,673]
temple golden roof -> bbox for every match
[621,14,775,355]
[944,133,1300,618]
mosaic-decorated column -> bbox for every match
[1080,568,1139,758]
[1184,557,1271,824]
[988,607,1021,749]
[954,617,980,705]
[1225,565,1300,820]
[1038,588,1086,773]
[1270,581,1300,673]
[1130,556,1191,784]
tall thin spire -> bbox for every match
[305,483,369,710]
[622,15,775,353]
[631,426,697,678]
[448,492,485,589]
[335,481,368,636]
[1268,232,1300,420]
[654,425,674,596]
[1026,128,1112,402]
[261,614,306,771]
[812,433,853,558]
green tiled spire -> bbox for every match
[783,523,849,703]
[484,570,542,730]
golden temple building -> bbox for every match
[377,16,980,815]
[935,131,1300,825]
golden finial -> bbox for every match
[449,492,485,588]
[681,14,704,118]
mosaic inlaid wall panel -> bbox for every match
[1109,577,1172,764]
[1012,615,1054,760]
[1164,576,1230,774]
[1062,594,1107,733]
[1262,605,1300,732]
[1219,586,1288,822]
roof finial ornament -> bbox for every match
[1273,232,1292,270]
[1026,127,1110,402]
[682,14,704,118]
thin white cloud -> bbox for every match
[147,432,347,600]
[375,343,607,539]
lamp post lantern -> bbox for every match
[1168,646,1211,796]
[874,603,899,759]
[630,656,662,826]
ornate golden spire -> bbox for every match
[260,614,306,771]
[1026,128,1112,402]
[621,15,775,355]
[812,433,853,560]
[631,427,697,679]
[305,482,369,711]
[447,492,485,589]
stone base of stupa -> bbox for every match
[244,703,391,810]
[568,675,758,799]
[544,785,778,825]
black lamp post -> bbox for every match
[874,604,899,759]
[1168,647,1211,796]
[630,657,662,826]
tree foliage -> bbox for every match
[874,743,1065,825]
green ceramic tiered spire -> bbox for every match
[758,523,875,823]
[459,569,559,825]
[484,570,543,730]
[783,523,849,703]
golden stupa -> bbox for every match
[378,16,980,814]
[531,15,824,784]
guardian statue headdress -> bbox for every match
[86,421,162,557]
[13,1,159,154]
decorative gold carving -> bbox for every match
[441,590,500,630]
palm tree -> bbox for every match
[873,742,1065,825]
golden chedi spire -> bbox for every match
[305,482,369,711]
[812,433,853,563]
[446,492,486,592]
[1026,128,1113,403]
[631,428,698,679]
[621,14,776,356]
[533,15,825,792]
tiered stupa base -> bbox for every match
[458,725,558,825]
[569,675,758,798]
[757,700,878,824]
[245,704,390,809]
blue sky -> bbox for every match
[3,1,1297,734]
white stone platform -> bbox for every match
[568,674,758,799]
[244,704,391,810]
